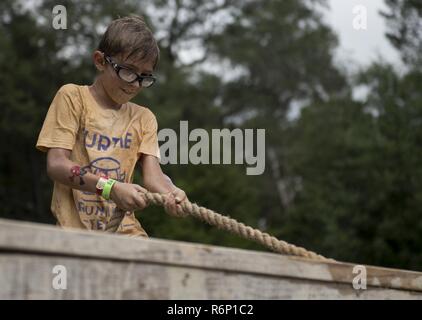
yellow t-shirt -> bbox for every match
[36,84,161,237]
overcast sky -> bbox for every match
[324,0,402,69]
[194,0,404,79]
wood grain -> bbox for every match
[0,218,421,299]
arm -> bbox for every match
[47,148,148,211]
[140,154,174,193]
[47,148,99,193]
[139,154,187,214]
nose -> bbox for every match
[129,80,140,90]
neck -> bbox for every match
[89,79,121,110]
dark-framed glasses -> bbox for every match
[104,55,156,88]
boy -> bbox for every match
[36,15,187,237]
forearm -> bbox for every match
[47,157,99,194]
[139,155,177,194]
[144,173,175,194]
[139,156,187,214]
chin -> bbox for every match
[112,94,131,105]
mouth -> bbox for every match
[121,88,136,95]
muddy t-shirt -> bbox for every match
[36,84,161,237]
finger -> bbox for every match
[176,193,186,203]
[134,184,148,194]
[134,190,147,205]
[134,194,148,210]
[164,194,176,215]
[172,189,186,203]
[164,195,173,211]
[176,203,184,215]
[170,198,177,214]
[137,200,147,210]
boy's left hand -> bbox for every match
[164,187,188,217]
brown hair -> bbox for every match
[98,15,160,69]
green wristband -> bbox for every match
[102,179,117,200]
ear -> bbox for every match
[93,50,106,71]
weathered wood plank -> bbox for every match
[0,254,420,300]
[0,218,422,299]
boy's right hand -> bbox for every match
[109,182,148,211]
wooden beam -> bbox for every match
[0,218,421,299]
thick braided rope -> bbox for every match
[131,192,333,262]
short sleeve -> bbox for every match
[138,110,161,159]
[36,85,81,152]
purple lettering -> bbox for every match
[98,135,111,151]
[124,133,132,149]
[85,132,97,148]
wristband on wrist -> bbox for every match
[95,177,108,196]
[101,179,117,200]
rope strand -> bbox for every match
[107,192,334,262]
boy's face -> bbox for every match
[93,50,155,105]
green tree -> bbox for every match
[202,0,349,241]
[277,1,422,269]
[382,0,422,68]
